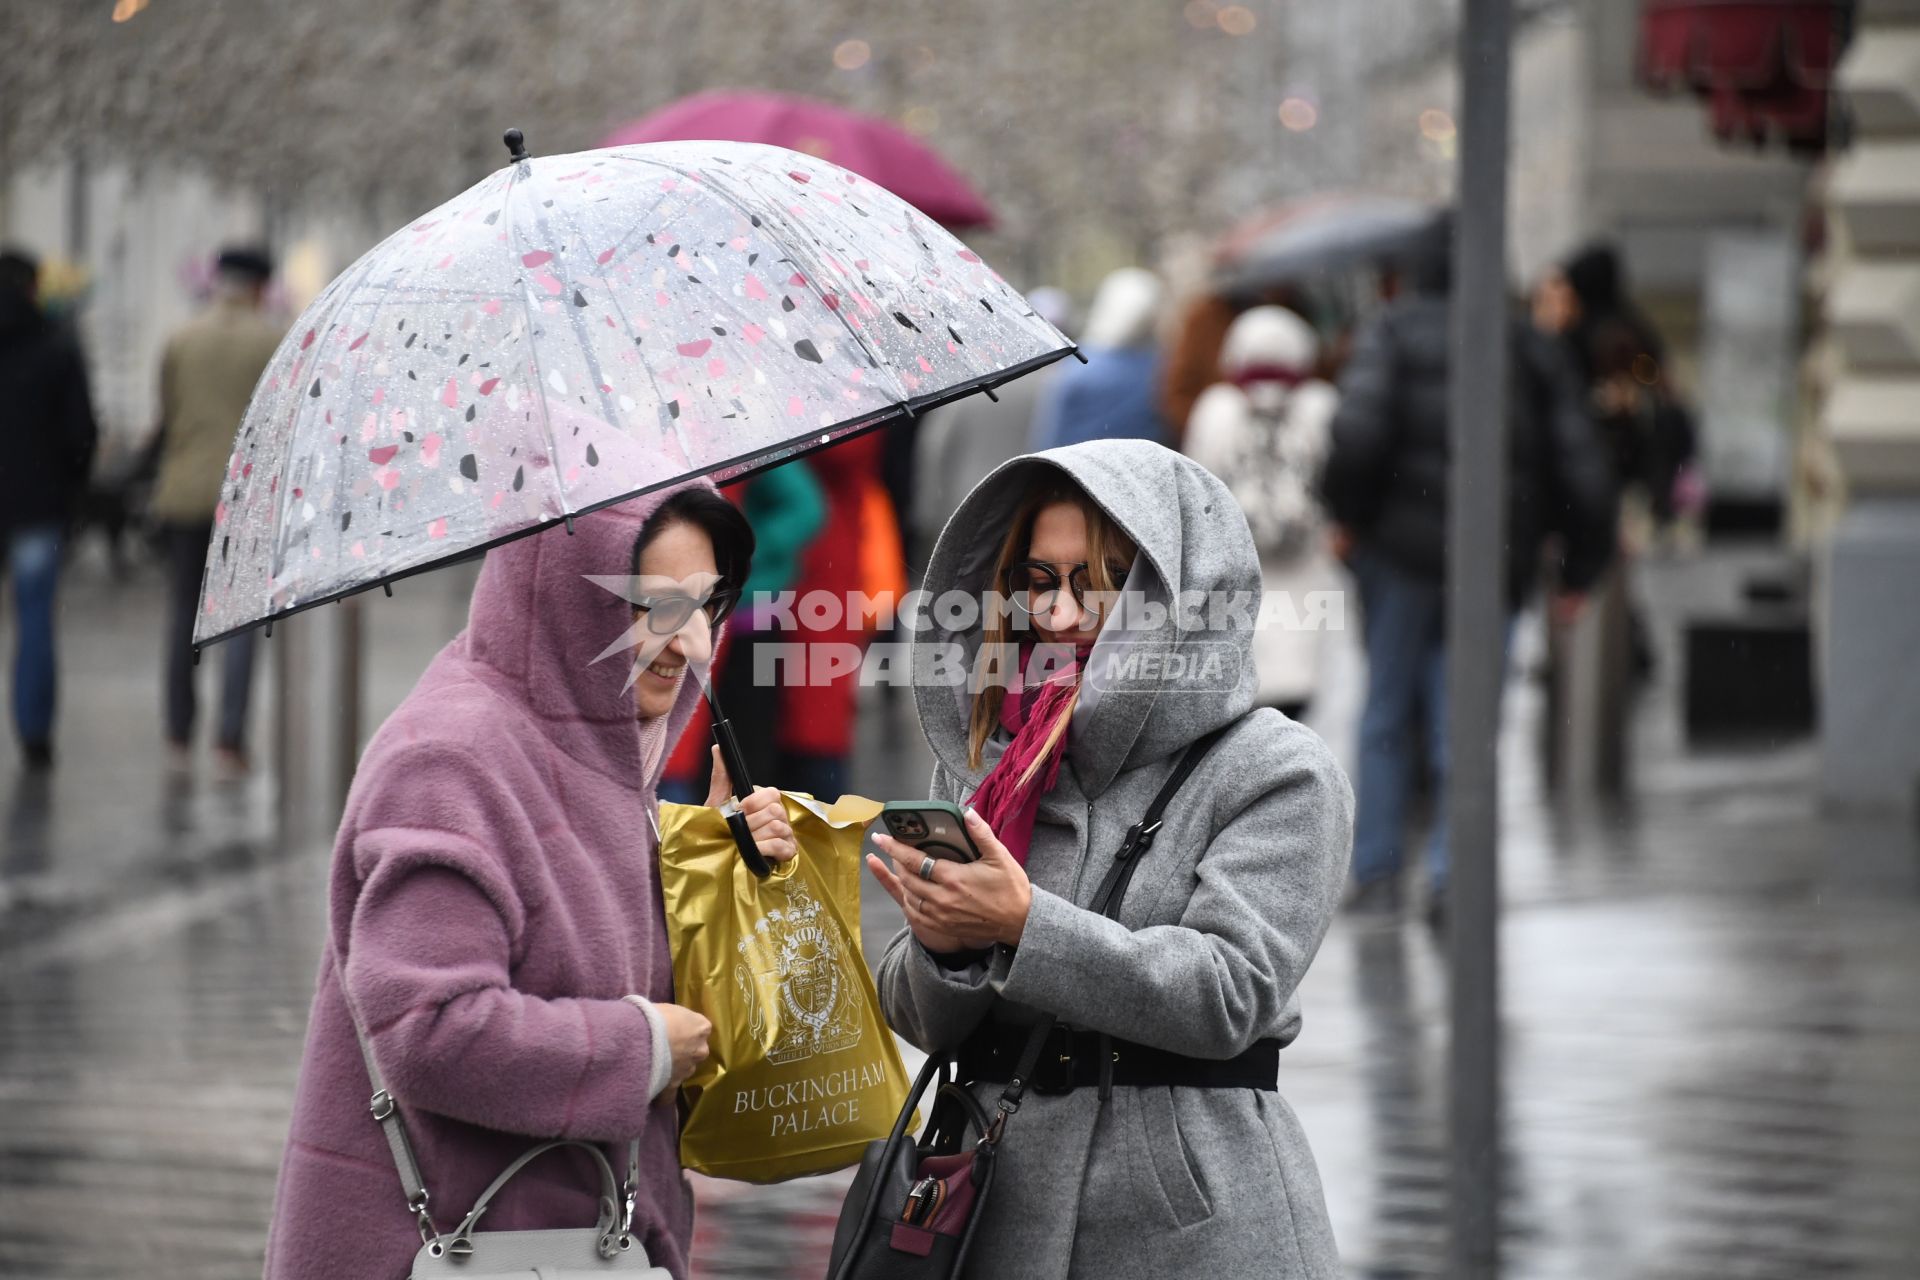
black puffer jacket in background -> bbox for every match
[0,289,97,535]
[1320,282,1616,608]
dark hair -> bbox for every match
[631,486,754,595]
[0,248,38,298]
[1561,243,1624,314]
[216,245,273,284]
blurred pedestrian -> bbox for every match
[265,484,793,1280]
[775,431,900,800]
[0,247,98,771]
[1158,290,1238,445]
[869,439,1352,1277]
[151,246,282,777]
[1322,214,1616,928]
[1537,242,1699,532]
[1030,267,1170,449]
[1536,242,1698,694]
[1184,306,1341,721]
[1159,283,1317,446]
[910,287,1072,566]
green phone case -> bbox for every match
[875,800,982,863]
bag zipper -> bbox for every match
[903,1176,941,1225]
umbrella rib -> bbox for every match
[696,162,910,404]
[198,191,458,642]
[600,150,912,409]
[311,255,401,581]
[499,159,579,524]
[576,166,680,287]
[543,178,697,470]
[191,344,1074,650]
[526,178,639,460]
[319,203,486,579]
[259,236,398,617]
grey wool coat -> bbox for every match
[876,439,1354,1278]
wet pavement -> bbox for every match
[2,543,1917,1278]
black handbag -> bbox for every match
[824,725,1229,1279]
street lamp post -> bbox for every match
[1448,0,1511,1275]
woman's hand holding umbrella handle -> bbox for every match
[703,745,798,864]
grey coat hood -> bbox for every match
[912,438,1260,797]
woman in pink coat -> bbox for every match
[263,483,795,1280]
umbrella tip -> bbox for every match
[503,128,530,164]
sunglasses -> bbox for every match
[1007,560,1131,619]
[631,586,741,636]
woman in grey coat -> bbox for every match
[866,439,1353,1277]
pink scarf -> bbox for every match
[966,644,1090,865]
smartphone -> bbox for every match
[874,801,982,864]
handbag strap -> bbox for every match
[334,949,645,1249]
[979,1016,1058,1141]
[348,1020,442,1249]
[445,1138,626,1261]
[1087,722,1232,1099]
[985,723,1235,1125]
[1087,722,1233,921]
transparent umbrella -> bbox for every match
[195,130,1070,648]
[196,130,1073,874]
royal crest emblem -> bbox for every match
[734,874,865,1064]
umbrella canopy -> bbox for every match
[1215,196,1437,293]
[194,135,1068,647]
[602,91,995,230]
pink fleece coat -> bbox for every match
[263,489,708,1280]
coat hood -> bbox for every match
[460,482,714,784]
[912,438,1259,798]
[1219,305,1319,376]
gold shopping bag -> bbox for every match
[657,793,913,1183]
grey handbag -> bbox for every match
[342,977,671,1279]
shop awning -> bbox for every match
[1640,0,1849,152]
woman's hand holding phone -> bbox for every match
[866,808,1032,951]
[865,847,971,954]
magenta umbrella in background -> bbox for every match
[602,90,995,230]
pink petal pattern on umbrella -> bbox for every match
[193,139,1065,645]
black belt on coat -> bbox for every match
[957,1023,1280,1095]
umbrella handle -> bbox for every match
[709,700,773,879]
[723,806,772,880]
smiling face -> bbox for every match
[628,519,720,721]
